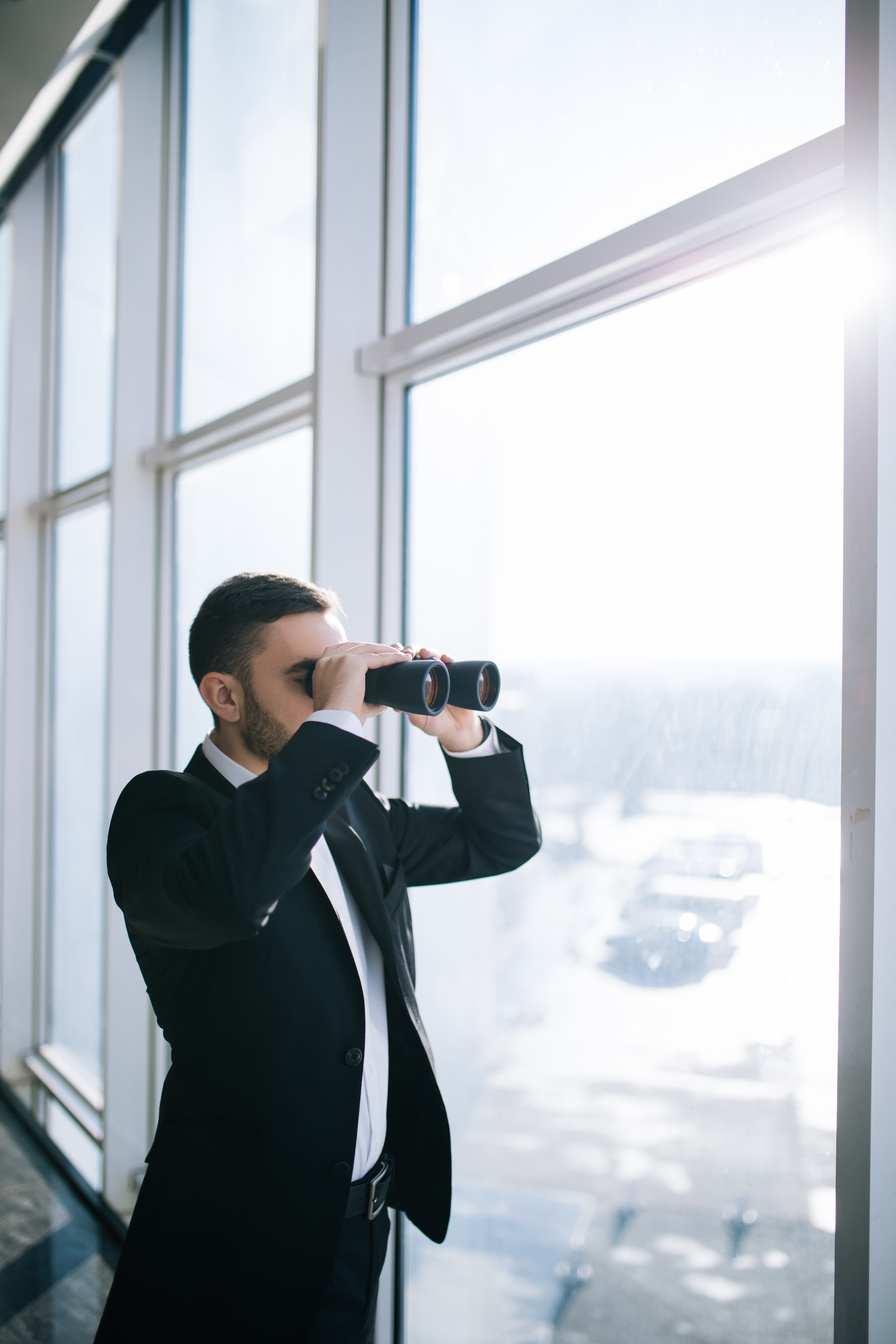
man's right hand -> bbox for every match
[311,642,412,723]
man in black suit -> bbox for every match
[95,573,540,1343]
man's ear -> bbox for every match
[198,672,242,723]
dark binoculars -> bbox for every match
[305,658,500,717]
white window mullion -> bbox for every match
[103,4,167,1218]
[865,0,896,1337]
[313,0,387,648]
[0,168,48,1089]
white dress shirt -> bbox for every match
[202,710,500,1180]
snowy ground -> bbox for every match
[406,790,839,1344]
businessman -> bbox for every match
[94,572,540,1343]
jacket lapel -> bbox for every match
[184,742,396,971]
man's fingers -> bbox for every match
[413,645,452,664]
[354,646,413,669]
[321,641,412,663]
[368,641,449,664]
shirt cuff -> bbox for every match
[442,719,503,758]
[306,709,366,740]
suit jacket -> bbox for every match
[95,719,540,1343]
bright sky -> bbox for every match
[414,0,845,318]
[180,0,316,430]
[409,232,844,670]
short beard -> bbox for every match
[240,674,291,762]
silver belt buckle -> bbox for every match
[367,1159,390,1220]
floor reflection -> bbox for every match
[0,1094,119,1342]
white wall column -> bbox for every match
[313,0,386,642]
[103,4,166,1215]
[839,0,896,1339]
[869,0,896,1337]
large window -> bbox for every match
[412,0,845,319]
[28,80,121,1190]
[0,218,11,516]
[0,217,9,789]
[0,218,9,793]
[405,233,843,1342]
[179,0,317,430]
[55,84,119,490]
[47,502,111,1186]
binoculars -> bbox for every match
[305,657,500,717]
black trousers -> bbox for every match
[305,1208,391,1344]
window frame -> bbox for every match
[24,69,121,1179]
[369,4,875,1341]
[37,495,113,1172]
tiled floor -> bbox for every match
[0,1095,120,1343]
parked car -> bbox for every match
[642,833,763,880]
[603,907,737,986]
[621,872,763,928]
[602,835,763,988]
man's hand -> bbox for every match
[402,646,485,752]
[311,642,413,724]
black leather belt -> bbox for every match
[344,1156,393,1220]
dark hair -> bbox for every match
[189,574,339,718]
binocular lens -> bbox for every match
[423,669,440,709]
[478,667,490,706]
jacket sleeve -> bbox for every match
[384,727,541,887]
[107,722,379,950]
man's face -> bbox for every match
[239,609,347,760]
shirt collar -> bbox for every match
[201,734,257,789]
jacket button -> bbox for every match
[330,764,349,782]
[321,778,335,792]
[344,1047,363,1067]
[330,1161,350,1181]
[312,786,328,801]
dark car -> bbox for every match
[602,835,763,988]
[642,833,763,880]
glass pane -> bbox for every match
[405,233,842,1343]
[56,85,119,490]
[49,502,111,1094]
[0,219,12,517]
[174,427,314,766]
[412,0,845,320]
[179,0,317,431]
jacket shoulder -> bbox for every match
[109,769,222,853]
[107,769,222,891]
[113,767,220,815]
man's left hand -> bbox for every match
[398,645,485,752]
